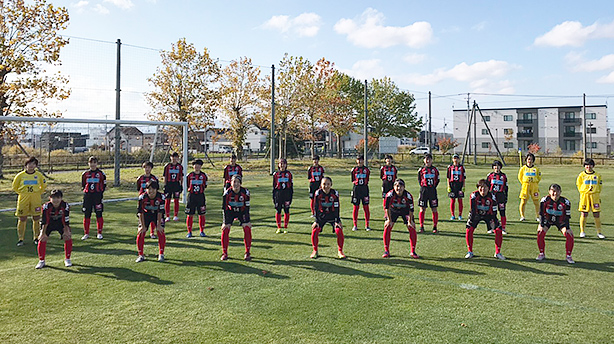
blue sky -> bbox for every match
[51,0,614,130]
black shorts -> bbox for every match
[223,210,250,225]
[351,185,370,205]
[418,186,438,208]
[493,193,507,210]
[273,190,293,210]
[309,181,320,199]
[142,213,164,230]
[382,181,394,198]
[448,182,464,199]
[82,192,103,216]
[466,214,501,230]
[388,211,411,225]
[185,193,206,215]
[541,221,570,231]
[164,182,182,199]
[44,223,65,237]
[314,216,341,230]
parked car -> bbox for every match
[409,146,431,155]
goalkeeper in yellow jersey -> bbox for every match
[518,153,541,222]
[576,158,605,239]
[12,157,47,246]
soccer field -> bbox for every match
[0,161,613,343]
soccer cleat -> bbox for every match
[566,255,575,264]
[135,255,145,263]
[502,229,507,235]
[410,252,420,259]
[458,216,463,221]
[536,253,545,261]
[419,226,425,233]
[96,233,103,240]
[486,229,494,234]
[199,231,206,237]
[244,252,252,261]
[150,234,157,239]
[35,260,45,269]
[352,226,358,231]
[310,250,318,259]
[365,227,371,232]
[173,216,179,221]
[597,233,606,239]
[450,216,456,220]
[337,250,346,259]
[186,232,193,238]
[16,240,24,247]
[494,253,506,260]
[158,254,165,262]
[579,231,586,238]
[33,239,39,245]
[165,217,171,222]
[283,230,288,234]
[81,234,89,240]
[382,251,390,258]
[310,214,315,218]
[432,227,438,234]
[519,217,525,222]
[276,228,282,234]
[220,253,228,261]
[64,259,72,267]
[536,218,540,223]
[464,252,474,259]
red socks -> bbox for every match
[186,215,193,234]
[310,199,315,215]
[38,241,47,260]
[221,227,230,254]
[565,232,574,256]
[198,215,206,233]
[494,228,503,254]
[96,217,104,234]
[150,222,156,235]
[383,224,392,252]
[137,232,145,256]
[450,199,455,217]
[284,213,290,228]
[158,231,166,255]
[537,231,546,253]
[243,225,252,253]
[275,213,282,229]
[501,216,507,230]
[363,205,370,227]
[408,226,417,252]
[352,206,359,226]
[458,200,463,217]
[64,240,73,259]
[83,218,90,235]
[165,198,171,218]
[432,212,438,227]
[466,227,475,251]
[335,226,344,251]
[419,211,425,227]
[173,198,179,217]
[311,226,320,251]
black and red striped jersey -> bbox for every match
[137,192,165,214]
[307,165,325,183]
[82,169,106,193]
[383,189,414,213]
[41,201,70,226]
[273,170,293,190]
[314,188,340,221]
[186,171,208,194]
[163,163,184,183]
[223,164,243,184]
[418,166,439,187]
[487,172,508,195]
[380,165,398,182]
[136,174,159,194]
[447,164,466,183]
[222,187,250,213]
[469,191,498,216]
[351,166,370,186]
[540,196,571,226]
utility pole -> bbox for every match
[270,65,275,175]
[583,93,587,160]
[364,80,368,167]
[588,122,594,158]
[467,93,471,155]
[473,100,477,164]
[428,91,432,149]
[114,38,121,187]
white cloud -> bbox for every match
[566,52,614,71]
[73,1,89,9]
[262,12,322,38]
[93,4,109,14]
[338,59,386,81]
[103,0,134,10]
[405,60,517,85]
[471,21,487,31]
[469,79,515,94]
[334,8,433,48]
[403,53,426,65]
[534,20,614,47]
[597,71,614,83]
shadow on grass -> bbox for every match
[49,264,174,285]
[254,258,393,279]
[432,257,567,276]
[355,257,484,275]
[517,258,614,272]
[164,258,289,279]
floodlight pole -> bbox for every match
[364,79,368,167]
[270,64,276,175]
[114,38,121,187]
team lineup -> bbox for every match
[10,152,606,269]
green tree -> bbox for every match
[0,0,70,177]
[219,57,266,159]
[146,38,220,151]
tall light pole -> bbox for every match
[588,122,594,158]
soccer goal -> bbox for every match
[0,116,189,209]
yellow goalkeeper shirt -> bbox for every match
[12,170,47,195]
[518,165,541,185]
[576,171,602,195]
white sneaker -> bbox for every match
[597,233,606,239]
[173,216,179,221]
[352,226,358,231]
[536,253,545,261]
[35,260,45,269]
[486,229,494,234]
[502,229,507,235]
[536,218,540,222]
[365,227,371,232]
[96,233,103,239]
[465,252,474,259]
[81,234,89,240]
[494,253,506,260]
[64,259,72,267]
[566,255,575,264]
[519,217,525,222]
[135,255,145,263]
[165,217,171,222]
[458,216,463,221]
[579,231,586,238]
[450,216,456,220]
[158,254,165,262]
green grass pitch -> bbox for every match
[0,160,613,343]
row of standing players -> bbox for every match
[18,150,604,269]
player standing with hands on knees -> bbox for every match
[135,181,166,263]
[220,175,253,261]
[464,179,505,260]
[382,179,419,259]
[311,176,345,259]
[536,184,575,264]
[35,190,72,269]
[137,161,159,238]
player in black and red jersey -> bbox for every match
[380,155,398,219]
[417,154,439,233]
[307,155,325,217]
[185,159,208,238]
[35,190,73,269]
[221,175,252,261]
[382,179,419,259]
[223,154,242,192]
[81,156,106,240]
[310,176,345,259]
[464,179,505,260]
[273,158,293,233]
[163,152,184,222]
[351,155,371,231]
[447,154,466,221]
[487,160,509,234]
[136,161,159,238]
[135,180,166,263]
[536,184,575,264]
